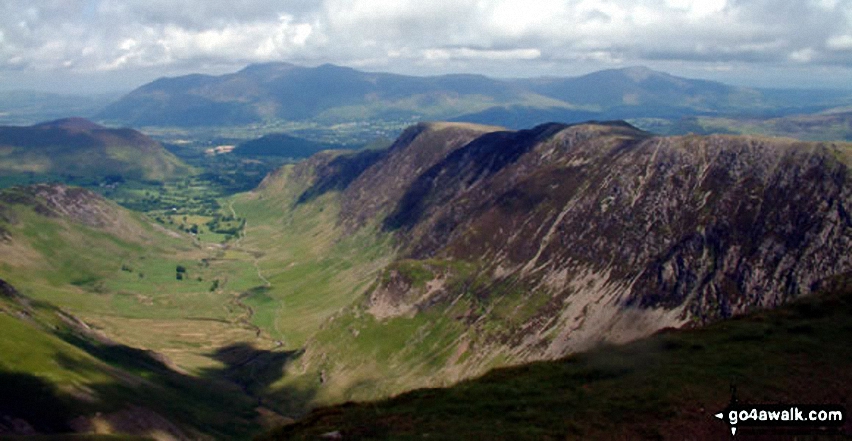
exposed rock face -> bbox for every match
[290,121,852,387]
[0,184,121,229]
[0,184,152,243]
[386,124,850,316]
[339,122,502,232]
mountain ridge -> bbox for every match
[1,120,851,437]
[98,63,847,129]
[247,121,852,402]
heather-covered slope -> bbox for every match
[236,121,852,404]
[263,275,852,440]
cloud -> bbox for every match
[827,34,852,50]
[423,47,542,61]
[1,0,851,89]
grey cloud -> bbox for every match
[96,0,317,29]
[1,0,851,91]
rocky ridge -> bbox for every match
[283,121,852,388]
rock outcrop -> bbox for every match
[273,121,852,396]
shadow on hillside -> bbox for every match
[52,332,317,438]
[383,123,565,232]
[297,149,387,204]
[0,371,73,433]
[200,342,305,397]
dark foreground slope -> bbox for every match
[262,275,852,440]
[0,278,260,440]
[0,118,192,182]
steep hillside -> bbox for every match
[263,274,852,440]
[0,118,193,182]
[0,184,291,439]
[0,277,260,440]
[234,121,852,405]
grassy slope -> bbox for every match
[219,158,402,414]
[230,162,394,347]
[0,287,259,440]
[301,266,551,405]
[262,275,852,440]
[0,186,275,370]
[0,124,194,183]
[636,112,852,142]
[0,187,286,438]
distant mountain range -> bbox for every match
[0,90,121,126]
[0,117,192,181]
[97,63,852,129]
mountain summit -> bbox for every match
[97,63,786,128]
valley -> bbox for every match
[0,114,850,439]
[1,65,851,440]
[6,0,852,437]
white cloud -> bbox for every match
[0,0,851,90]
[827,34,852,50]
[665,0,727,18]
[423,47,541,61]
[789,48,817,63]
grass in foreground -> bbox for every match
[262,276,852,440]
[0,282,270,440]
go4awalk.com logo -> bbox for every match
[715,387,846,436]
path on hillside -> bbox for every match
[233,295,262,338]
[227,201,269,287]
[227,201,244,245]
[225,200,283,344]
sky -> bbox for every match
[1,0,851,93]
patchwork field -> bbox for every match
[0,185,294,438]
[3,120,851,439]
[0,176,396,436]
